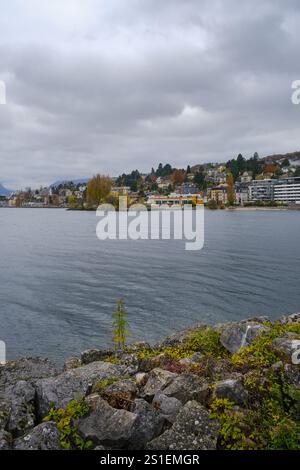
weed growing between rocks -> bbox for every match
[210,369,300,450]
[94,377,119,393]
[2,315,300,450]
[44,399,93,450]
[138,327,229,363]
[231,322,300,370]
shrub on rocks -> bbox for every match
[44,399,93,450]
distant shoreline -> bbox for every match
[1,205,300,211]
[226,206,290,211]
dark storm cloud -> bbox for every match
[0,0,300,187]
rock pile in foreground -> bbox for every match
[1,313,300,450]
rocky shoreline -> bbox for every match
[1,313,300,450]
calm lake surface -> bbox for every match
[0,208,300,364]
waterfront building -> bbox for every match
[248,179,275,202]
[273,177,300,204]
[235,183,249,206]
[146,194,203,208]
[207,186,228,204]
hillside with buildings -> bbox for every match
[2,151,300,209]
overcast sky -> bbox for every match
[0,0,300,188]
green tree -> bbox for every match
[130,180,138,192]
[207,199,218,210]
[246,153,262,179]
[281,158,290,167]
[67,194,79,209]
[237,154,246,174]
[112,300,131,351]
[86,174,112,206]
[226,159,239,180]
[294,167,300,177]
[194,170,206,190]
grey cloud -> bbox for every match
[0,0,299,188]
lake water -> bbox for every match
[0,208,299,364]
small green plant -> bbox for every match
[209,369,300,450]
[94,377,118,393]
[137,348,158,360]
[268,418,300,450]
[44,399,93,450]
[112,299,131,351]
[285,323,300,335]
[103,356,119,364]
[231,323,285,370]
[167,327,228,360]
[188,327,229,358]
[137,327,228,364]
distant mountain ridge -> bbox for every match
[262,151,300,162]
[50,178,89,188]
[0,183,13,196]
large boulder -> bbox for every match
[128,398,165,449]
[0,430,11,450]
[0,359,58,437]
[272,333,300,363]
[0,400,10,430]
[1,380,36,436]
[220,322,269,353]
[35,361,125,418]
[118,353,141,376]
[77,395,165,449]
[81,349,115,365]
[162,373,209,405]
[100,379,137,410]
[152,392,182,423]
[146,400,219,450]
[279,312,300,326]
[76,396,137,449]
[212,377,248,405]
[141,368,177,400]
[0,358,59,388]
[14,422,61,450]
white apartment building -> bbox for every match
[248,177,300,204]
[273,177,300,204]
[248,180,274,202]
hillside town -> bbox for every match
[1,152,300,209]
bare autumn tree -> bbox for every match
[226,171,236,206]
[171,169,185,185]
[86,174,112,206]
